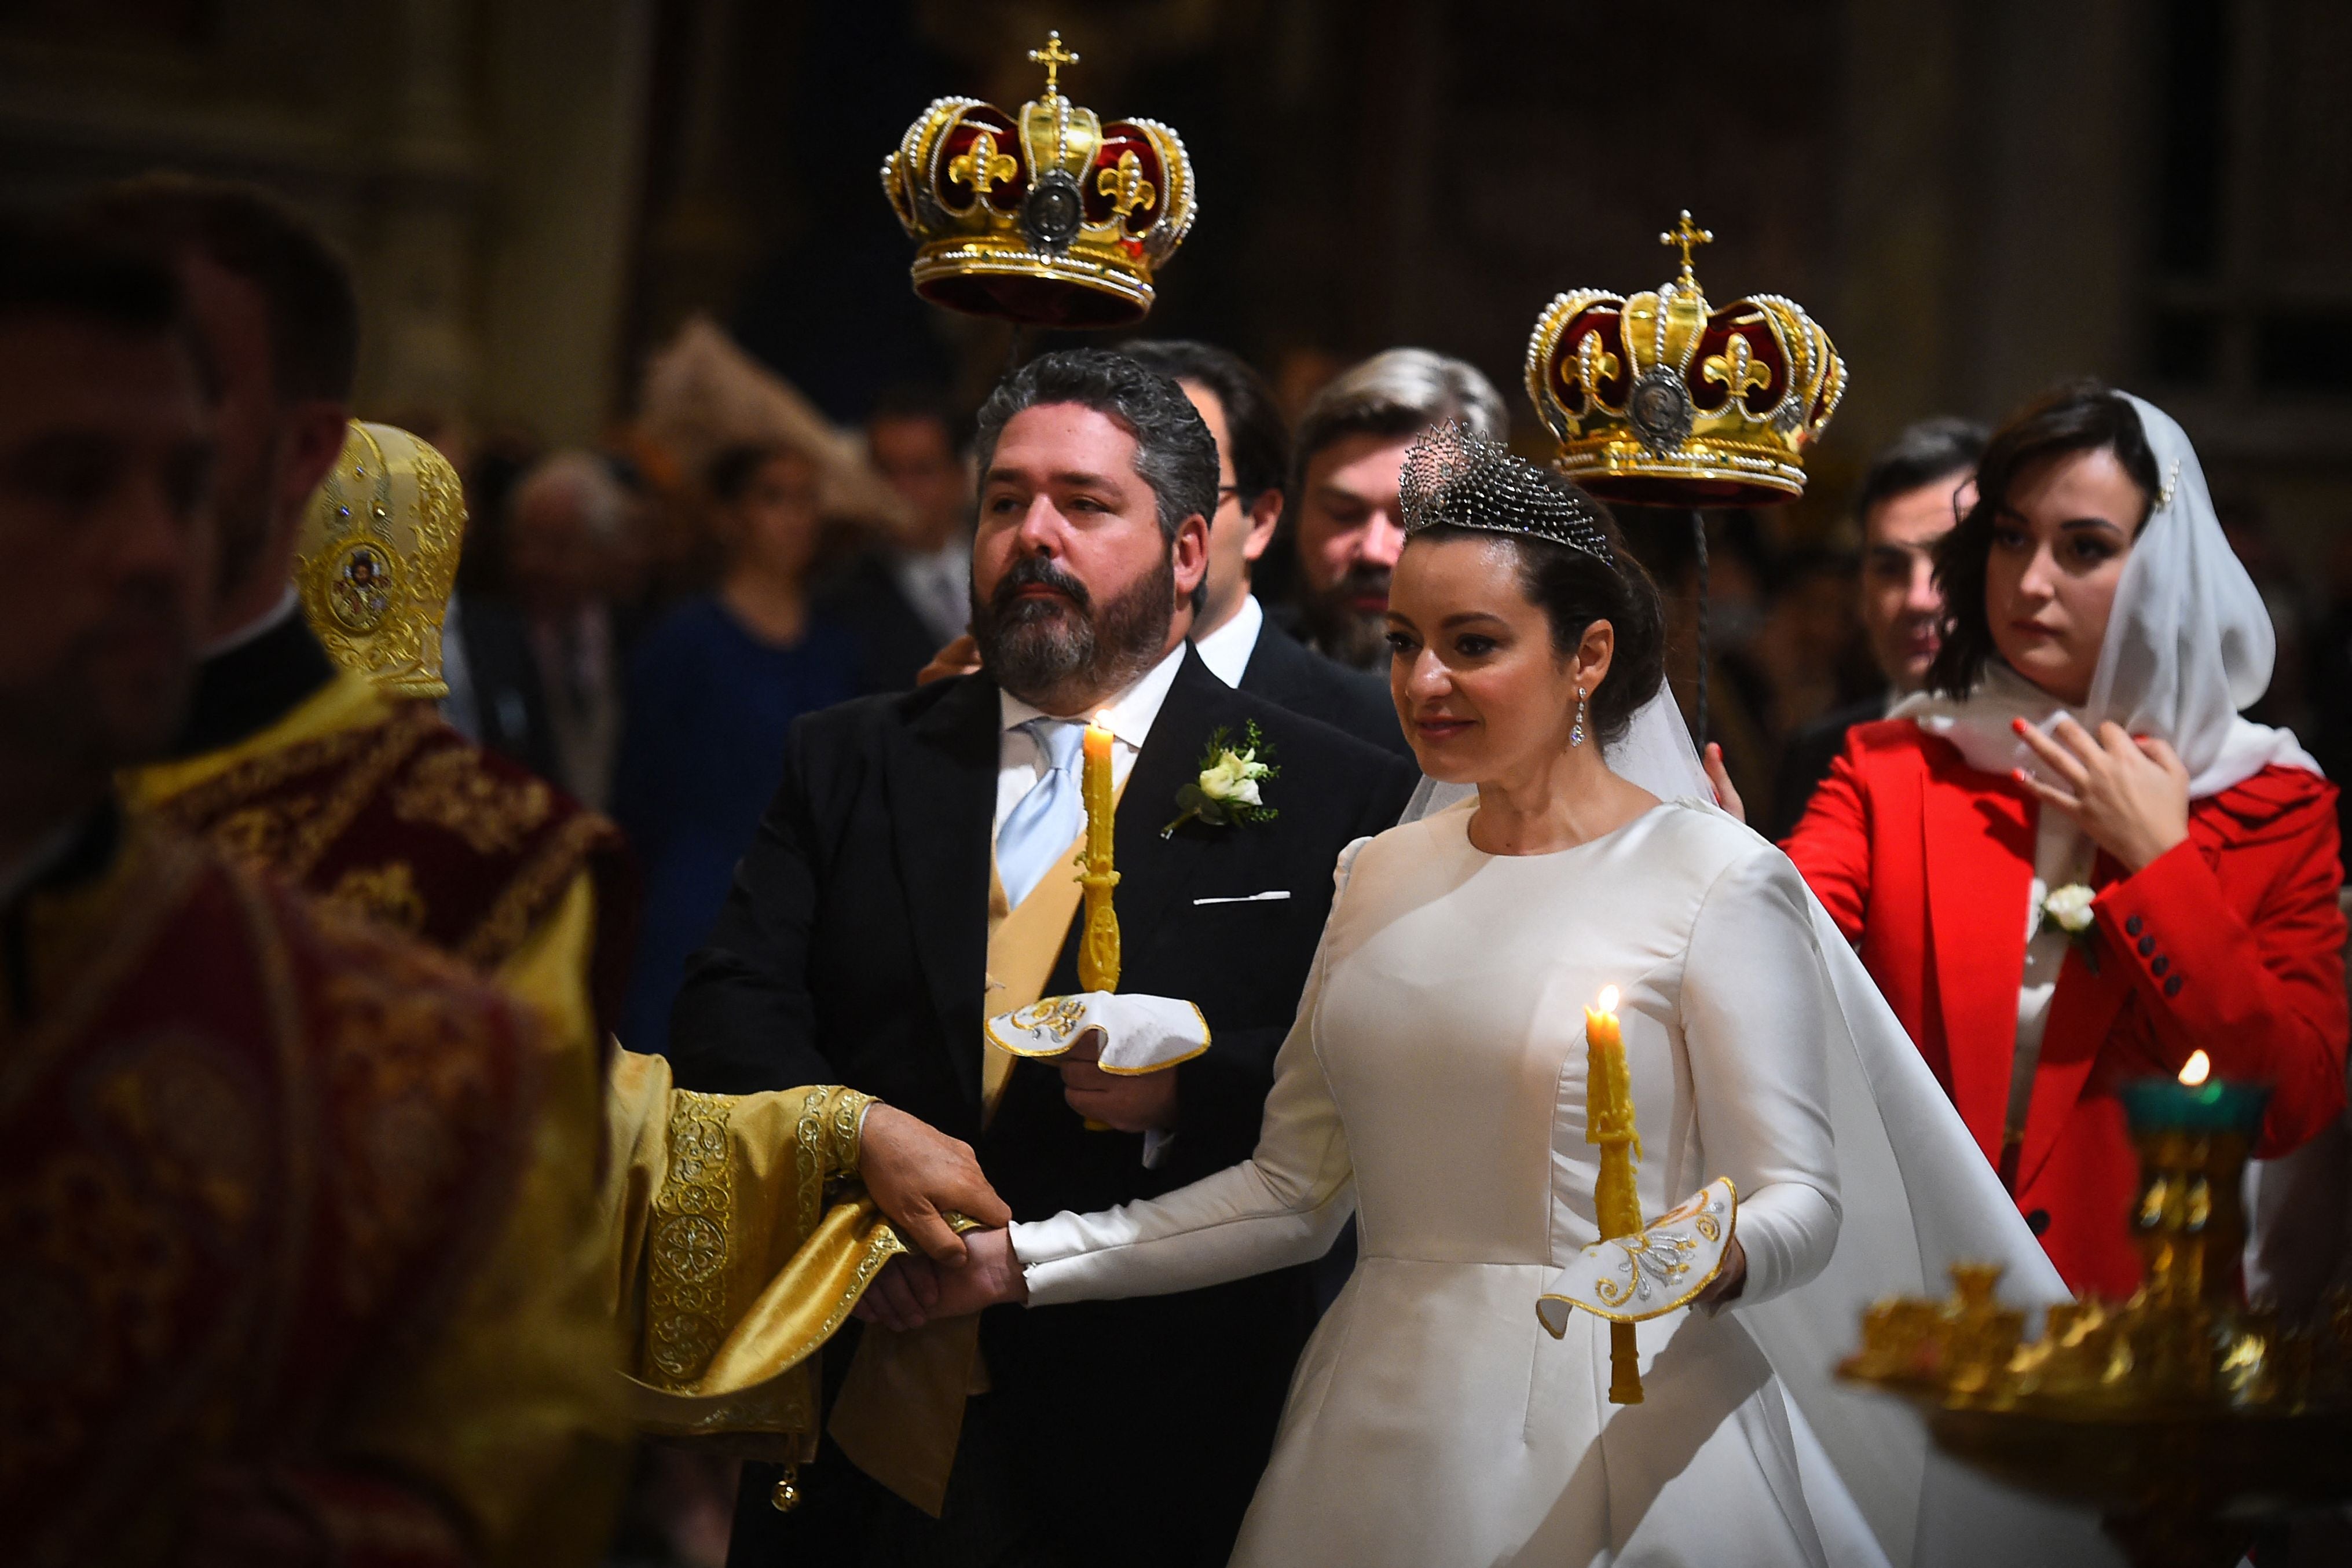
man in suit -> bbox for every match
[668,349,1417,1568]
[820,384,976,693]
[1123,340,1410,759]
[1768,416,1986,838]
[1282,347,1507,670]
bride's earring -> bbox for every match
[1570,686,1589,748]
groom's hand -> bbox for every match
[1057,1029,1179,1133]
[859,1104,1012,1265]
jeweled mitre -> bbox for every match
[881,30,1196,328]
[1524,213,1845,507]
[296,420,464,699]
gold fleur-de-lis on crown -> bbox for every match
[1701,332,1770,403]
[1096,148,1157,222]
[947,127,1016,198]
[1029,30,1079,94]
[1659,210,1713,284]
[1575,327,1621,398]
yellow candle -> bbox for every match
[1584,983,1646,1404]
[1076,711,1121,995]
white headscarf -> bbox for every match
[1892,391,2319,797]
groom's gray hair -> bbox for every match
[972,347,1219,558]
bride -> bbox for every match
[903,425,2111,1567]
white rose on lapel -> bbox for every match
[1163,720,1281,838]
[2042,884,2095,934]
[2040,882,2101,971]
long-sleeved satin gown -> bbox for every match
[1012,796,1888,1567]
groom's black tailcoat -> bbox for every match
[669,646,1417,1568]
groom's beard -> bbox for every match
[973,550,1176,708]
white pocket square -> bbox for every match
[1192,889,1291,906]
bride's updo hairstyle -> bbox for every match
[1925,379,2162,698]
[1400,422,1665,748]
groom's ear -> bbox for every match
[1172,511,1210,600]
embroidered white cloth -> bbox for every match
[1537,1177,1737,1333]
[985,992,1210,1074]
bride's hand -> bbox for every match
[851,1232,1028,1332]
[1692,1235,1747,1310]
[930,1229,1028,1318]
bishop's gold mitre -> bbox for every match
[295,420,465,699]
[1524,213,1846,507]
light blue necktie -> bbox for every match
[997,718,1087,907]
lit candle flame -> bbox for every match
[2178,1050,2211,1087]
[1596,984,1620,1014]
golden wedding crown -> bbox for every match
[882,30,1196,328]
[1525,213,1845,507]
[296,420,465,699]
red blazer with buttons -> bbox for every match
[1782,719,2349,1299]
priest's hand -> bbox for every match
[859,1103,1012,1266]
[2010,716,2191,873]
[1057,1028,1179,1133]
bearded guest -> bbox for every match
[666,349,1417,1568]
[1122,340,1408,758]
[85,175,634,1052]
[1771,382,2347,1298]
[1283,347,1507,670]
[1768,416,1987,836]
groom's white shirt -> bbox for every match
[994,643,1185,833]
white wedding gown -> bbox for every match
[1013,796,2119,1568]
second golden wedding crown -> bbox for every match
[882,30,1196,328]
[1525,213,1845,507]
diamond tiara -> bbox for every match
[1398,421,1614,562]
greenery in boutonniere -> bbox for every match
[1163,720,1280,838]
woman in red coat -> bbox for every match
[1773,383,2347,1299]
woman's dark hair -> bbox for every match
[1414,479,1666,749]
[705,441,804,506]
[1924,380,2159,697]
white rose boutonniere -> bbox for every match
[1163,720,1280,838]
[2040,882,2101,971]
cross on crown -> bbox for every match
[1658,211,1713,283]
[1029,30,1079,94]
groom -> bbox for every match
[669,349,1417,1568]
